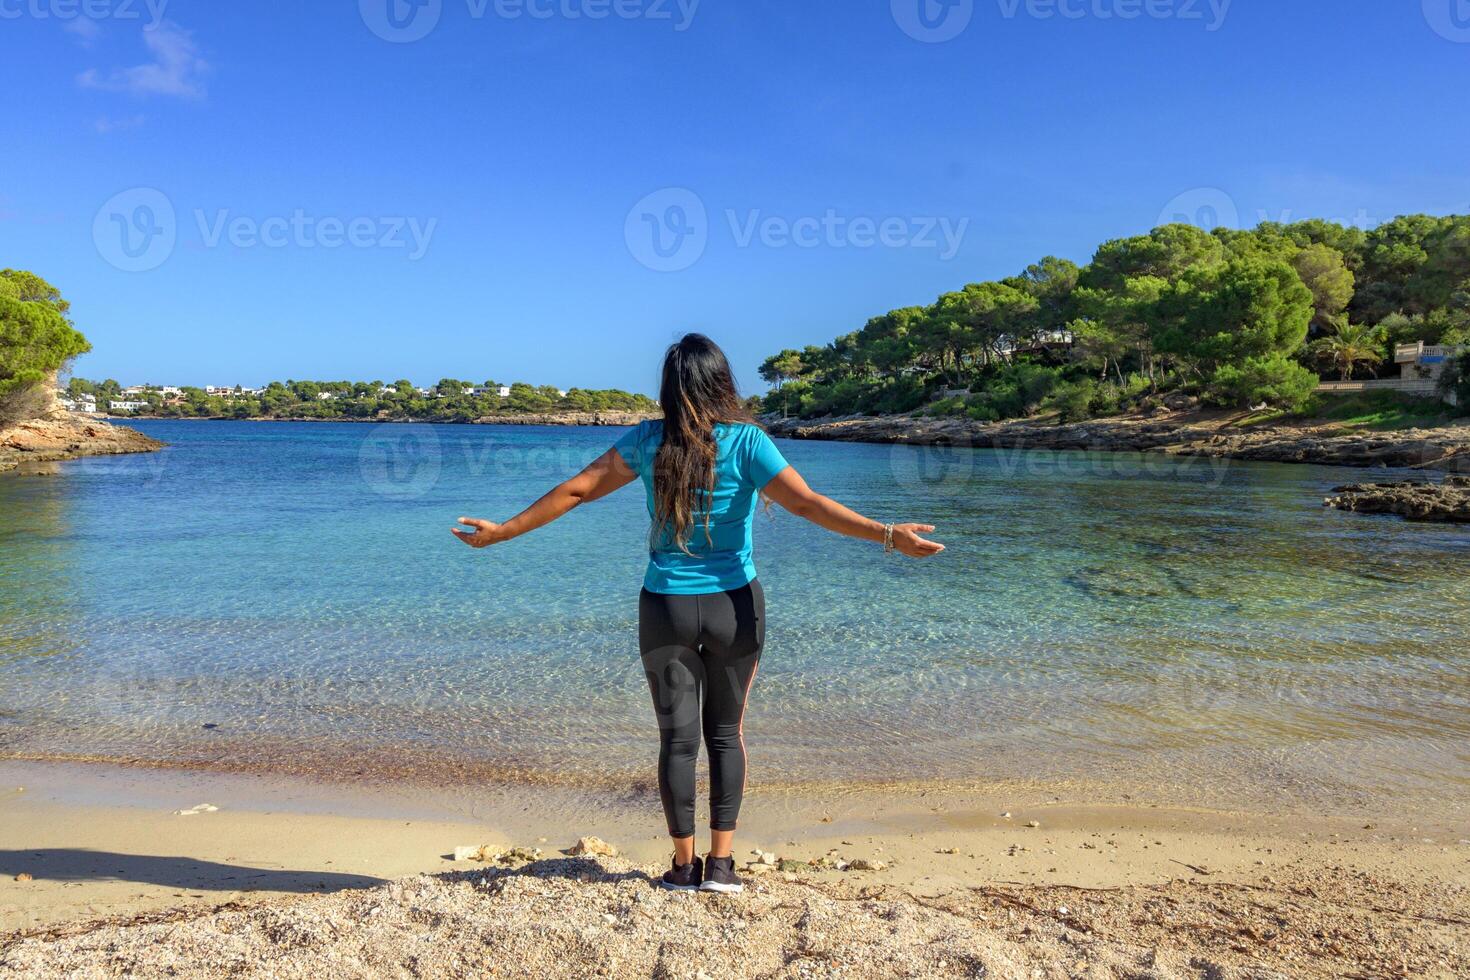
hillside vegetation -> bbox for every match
[0,269,91,425]
[760,215,1470,422]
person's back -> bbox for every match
[614,419,789,595]
[452,332,942,894]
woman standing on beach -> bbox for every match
[451,334,944,893]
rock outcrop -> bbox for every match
[766,413,1470,473]
[1324,476,1470,523]
[0,410,164,473]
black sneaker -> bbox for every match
[659,856,702,891]
[699,855,743,894]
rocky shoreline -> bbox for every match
[1324,476,1470,523]
[767,412,1470,473]
[0,412,164,474]
[15,407,1470,477]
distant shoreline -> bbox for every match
[103,410,661,427]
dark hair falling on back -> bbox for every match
[654,334,757,554]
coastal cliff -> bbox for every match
[766,412,1470,473]
[0,410,163,474]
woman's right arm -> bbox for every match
[761,466,945,558]
[451,447,635,549]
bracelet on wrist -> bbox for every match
[882,523,895,554]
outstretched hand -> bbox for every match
[892,523,944,558]
[450,516,502,548]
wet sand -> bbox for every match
[2,760,1467,977]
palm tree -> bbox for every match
[1308,321,1385,381]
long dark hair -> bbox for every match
[654,334,756,554]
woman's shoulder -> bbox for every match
[716,422,776,462]
[614,419,662,466]
[716,420,766,439]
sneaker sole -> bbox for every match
[698,881,743,894]
[659,881,701,892]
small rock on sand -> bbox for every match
[498,847,542,865]
[1026,820,1041,828]
[14,873,33,882]
[173,803,219,817]
[569,837,618,858]
[451,844,525,863]
[848,858,886,872]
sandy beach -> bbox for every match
[2,761,1466,978]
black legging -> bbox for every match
[638,580,764,839]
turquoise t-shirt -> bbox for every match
[613,420,791,595]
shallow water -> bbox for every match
[2,420,1467,814]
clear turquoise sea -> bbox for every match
[2,421,1467,813]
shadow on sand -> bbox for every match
[0,849,385,894]
[459,856,656,888]
[1,851,658,897]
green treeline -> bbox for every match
[1,266,659,424]
[0,269,91,424]
[70,378,658,420]
[759,215,1470,422]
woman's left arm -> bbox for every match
[451,447,636,549]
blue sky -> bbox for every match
[3,0,1468,395]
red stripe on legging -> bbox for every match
[735,658,760,820]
